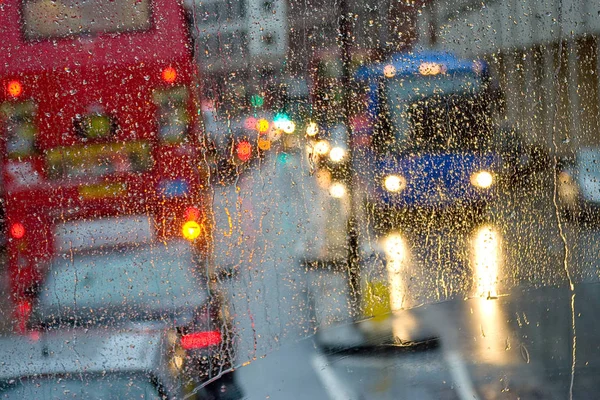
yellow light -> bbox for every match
[314,140,330,156]
[282,120,296,134]
[182,220,201,241]
[383,64,396,78]
[470,170,494,188]
[256,119,269,133]
[329,147,346,163]
[472,224,501,298]
[306,122,319,136]
[329,182,346,198]
[383,174,406,193]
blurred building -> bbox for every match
[184,0,288,101]
[417,0,600,153]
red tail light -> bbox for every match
[184,206,200,221]
[10,223,25,239]
[236,141,252,162]
[181,331,222,350]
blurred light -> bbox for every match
[161,67,177,83]
[6,80,22,97]
[250,94,264,108]
[173,355,184,370]
[184,206,200,221]
[236,140,252,162]
[472,224,501,298]
[182,221,201,241]
[419,62,444,76]
[314,140,330,156]
[558,171,579,204]
[315,168,331,189]
[470,170,494,188]
[306,122,319,136]
[258,138,271,151]
[329,182,346,198]
[383,174,406,193]
[180,331,222,350]
[10,223,25,239]
[256,118,269,133]
[278,153,289,164]
[244,117,257,130]
[282,120,296,134]
[383,232,407,264]
[329,146,346,163]
[383,64,396,78]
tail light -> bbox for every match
[9,223,25,239]
[180,331,222,350]
[236,140,252,162]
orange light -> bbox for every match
[10,223,25,239]
[258,138,271,151]
[161,67,177,83]
[236,141,252,162]
[181,331,222,350]
[182,220,201,241]
[6,80,22,97]
[256,118,269,133]
[185,206,200,221]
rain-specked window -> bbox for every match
[0,0,599,398]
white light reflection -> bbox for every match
[383,232,409,311]
[472,224,502,299]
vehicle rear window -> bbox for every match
[22,0,152,41]
[38,240,205,313]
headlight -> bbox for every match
[470,170,494,188]
[383,174,406,193]
[329,182,346,198]
[329,147,346,163]
[314,140,330,156]
[306,122,319,136]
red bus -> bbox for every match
[0,0,211,316]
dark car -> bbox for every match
[29,238,238,394]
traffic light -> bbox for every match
[250,94,264,108]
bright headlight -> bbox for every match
[314,140,330,156]
[470,170,494,188]
[329,147,346,163]
[383,174,406,193]
[329,182,346,198]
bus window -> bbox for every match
[22,0,152,41]
[153,87,190,144]
[74,114,115,140]
[0,102,38,159]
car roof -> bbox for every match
[0,329,169,381]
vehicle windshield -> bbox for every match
[2,0,599,398]
[383,73,493,153]
[22,0,152,40]
[0,374,161,399]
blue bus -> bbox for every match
[353,51,502,218]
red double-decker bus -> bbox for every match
[0,0,211,314]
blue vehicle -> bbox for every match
[354,51,502,218]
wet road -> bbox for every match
[208,148,600,398]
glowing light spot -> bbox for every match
[182,220,201,241]
[10,223,25,239]
[161,67,177,83]
[6,80,22,97]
